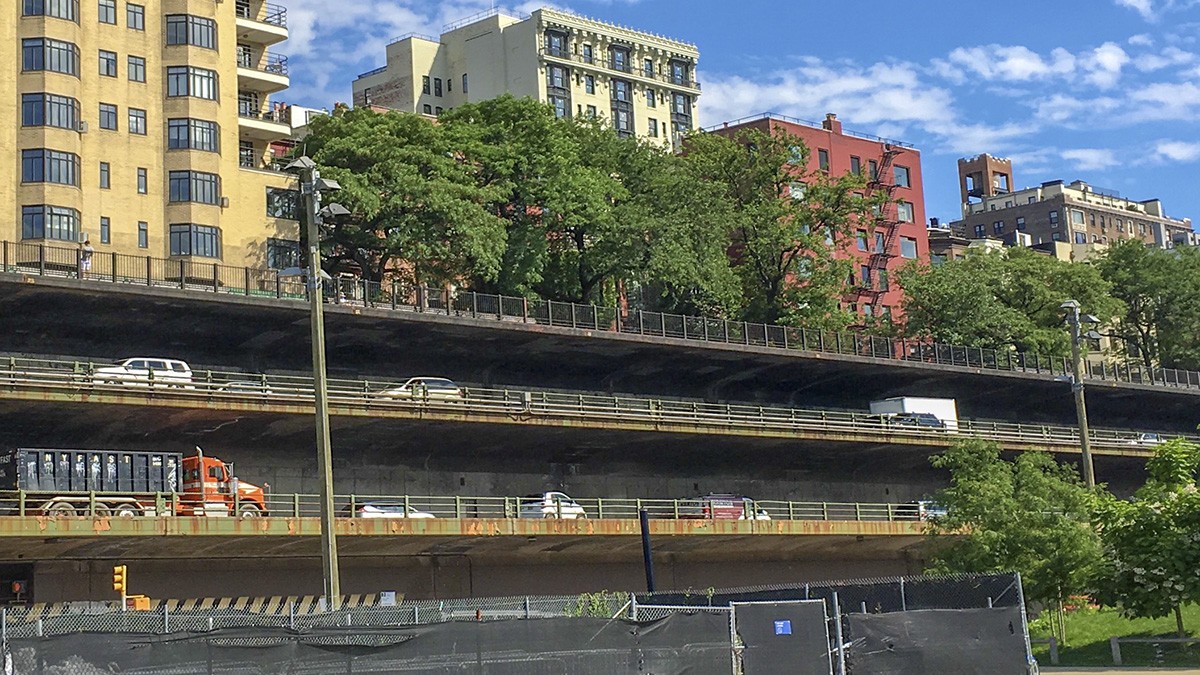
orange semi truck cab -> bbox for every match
[179,448,268,517]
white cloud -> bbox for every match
[1115,0,1155,19]
[932,45,1075,83]
[1061,148,1120,170]
[1129,33,1155,46]
[1155,140,1200,161]
[1082,42,1131,88]
[1126,81,1200,120]
[1133,46,1196,71]
[1034,94,1122,124]
[1113,0,1200,21]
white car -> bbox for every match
[518,491,587,519]
[1128,432,1164,446]
[93,358,193,387]
[375,377,465,401]
[345,502,435,519]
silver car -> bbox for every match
[375,377,465,401]
[518,492,587,519]
[93,358,193,388]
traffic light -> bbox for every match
[112,565,127,594]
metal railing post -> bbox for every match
[145,255,152,286]
[39,244,46,276]
[832,591,846,675]
[1110,637,1122,665]
[179,260,186,289]
[111,252,117,282]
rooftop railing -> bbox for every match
[4,240,1200,392]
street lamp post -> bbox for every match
[286,155,347,610]
[1061,299,1100,488]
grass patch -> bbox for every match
[1030,604,1200,667]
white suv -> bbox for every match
[518,492,587,519]
[93,358,193,387]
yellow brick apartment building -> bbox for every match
[2,0,301,268]
[352,7,701,150]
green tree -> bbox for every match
[1093,438,1200,637]
[926,439,1101,641]
[1096,241,1200,371]
[301,108,507,286]
[681,127,881,328]
[898,246,1122,356]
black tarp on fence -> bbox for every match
[845,606,1029,675]
[7,612,734,675]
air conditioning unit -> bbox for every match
[77,121,88,133]
[220,197,230,208]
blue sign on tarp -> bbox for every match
[773,620,792,635]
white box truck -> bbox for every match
[869,397,959,432]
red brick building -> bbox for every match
[708,113,929,322]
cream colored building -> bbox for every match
[2,0,302,269]
[351,7,701,149]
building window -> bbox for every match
[1028,196,1036,204]
[99,216,110,244]
[1049,211,1059,227]
[99,162,110,188]
[612,80,631,102]
[1016,216,1026,230]
[462,73,468,94]
[128,108,146,135]
[1075,231,1087,244]
[868,160,878,181]
[878,269,889,291]
[863,303,873,318]
[1070,209,1085,225]
[24,0,80,21]
[22,205,79,241]
[669,59,689,85]
[137,221,147,248]
[610,46,630,72]
[22,93,79,129]
[582,44,593,63]
[125,2,143,29]
[98,0,115,23]
[168,171,220,204]
[993,221,1004,234]
[850,156,861,175]
[422,104,431,115]
[818,149,830,171]
[856,230,868,251]
[613,108,631,134]
[900,236,918,259]
[547,66,568,90]
[166,66,218,99]
[893,165,911,188]
[584,75,595,94]
[646,88,656,107]
[166,14,216,48]
[422,76,430,94]
[127,55,145,82]
[434,78,442,97]
[974,224,986,237]
[1052,232,1062,241]
[136,167,147,194]
[789,182,806,200]
[648,118,658,137]
[99,49,117,77]
[266,188,300,220]
[267,238,300,269]
[435,106,443,115]
[586,104,597,118]
[643,58,654,77]
[897,201,914,223]
[860,265,872,287]
[22,38,80,76]
[874,232,885,253]
[22,149,79,186]
[168,118,219,152]
[98,103,117,130]
[544,30,566,58]
[169,224,221,258]
[672,92,690,115]
[550,95,568,119]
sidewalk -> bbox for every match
[1043,668,1200,674]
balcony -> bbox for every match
[236,51,289,93]
[235,0,288,46]
[238,106,291,142]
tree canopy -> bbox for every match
[898,246,1123,356]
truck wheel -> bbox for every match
[237,504,262,517]
[114,504,139,517]
[91,505,111,518]
[47,502,76,517]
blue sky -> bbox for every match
[281,0,1200,227]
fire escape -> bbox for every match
[855,144,903,311]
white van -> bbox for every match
[93,358,193,388]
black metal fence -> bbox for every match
[7,240,1194,390]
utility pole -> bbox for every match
[290,156,341,609]
[1061,300,1095,488]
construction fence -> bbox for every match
[1,573,1036,674]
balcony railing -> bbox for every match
[4,240,1200,391]
[538,48,701,91]
[238,52,289,76]
[235,0,287,28]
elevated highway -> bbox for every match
[2,266,1197,432]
